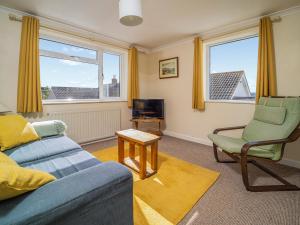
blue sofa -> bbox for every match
[0,135,133,225]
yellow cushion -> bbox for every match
[0,115,40,151]
[0,163,56,201]
[0,152,17,165]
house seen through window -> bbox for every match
[208,36,258,101]
[103,52,120,98]
[40,38,123,101]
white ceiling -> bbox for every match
[1,0,300,49]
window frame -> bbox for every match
[39,34,127,104]
[203,28,259,104]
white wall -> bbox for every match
[140,10,300,164]
[233,81,249,98]
[0,10,131,131]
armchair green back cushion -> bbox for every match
[242,97,300,160]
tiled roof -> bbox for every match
[42,83,120,100]
[209,71,244,100]
[50,86,99,99]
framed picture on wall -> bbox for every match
[159,57,179,79]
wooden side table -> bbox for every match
[116,129,160,179]
[131,118,164,136]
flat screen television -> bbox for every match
[132,99,164,119]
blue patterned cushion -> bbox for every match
[4,136,81,164]
[22,149,101,179]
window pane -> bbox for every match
[40,56,99,100]
[209,36,258,101]
[40,39,97,59]
[103,52,120,97]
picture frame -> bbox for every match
[159,57,179,79]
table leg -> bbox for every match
[129,142,135,159]
[118,137,125,164]
[151,141,158,171]
[139,145,147,179]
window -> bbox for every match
[39,37,125,102]
[103,52,120,98]
[207,35,258,102]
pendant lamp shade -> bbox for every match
[119,0,143,26]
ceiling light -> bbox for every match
[119,0,143,26]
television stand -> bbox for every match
[130,118,163,136]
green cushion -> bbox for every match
[32,120,67,138]
[253,105,286,125]
[208,134,276,159]
[242,97,300,160]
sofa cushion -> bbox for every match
[0,152,17,165]
[0,163,55,201]
[4,136,82,164]
[0,115,40,151]
[32,120,67,138]
[22,149,101,179]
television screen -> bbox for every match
[132,99,164,119]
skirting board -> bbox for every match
[163,130,213,146]
[80,136,116,146]
[280,158,300,169]
[163,130,300,169]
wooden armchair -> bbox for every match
[208,96,300,192]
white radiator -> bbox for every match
[40,109,121,143]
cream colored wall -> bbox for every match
[140,11,300,163]
[0,7,299,163]
[0,10,21,110]
[0,10,131,130]
[273,11,300,161]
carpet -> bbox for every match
[92,145,219,225]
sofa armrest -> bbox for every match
[0,162,133,225]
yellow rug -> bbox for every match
[92,145,219,225]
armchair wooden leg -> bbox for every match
[240,153,250,190]
[240,153,300,192]
[213,143,300,192]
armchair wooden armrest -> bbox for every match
[241,127,300,156]
[213,125,246,134]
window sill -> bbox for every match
[205,100,255,104]
[43,99,127,105]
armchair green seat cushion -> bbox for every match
[208,134,276,159]
[208,97,300,161]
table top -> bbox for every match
[116,129,160,145]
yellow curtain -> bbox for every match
[17,16,42,113]
[192,37,205,110]
[127,47,139,108]
[256,17,277,103]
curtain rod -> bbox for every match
[8,14,131,51]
